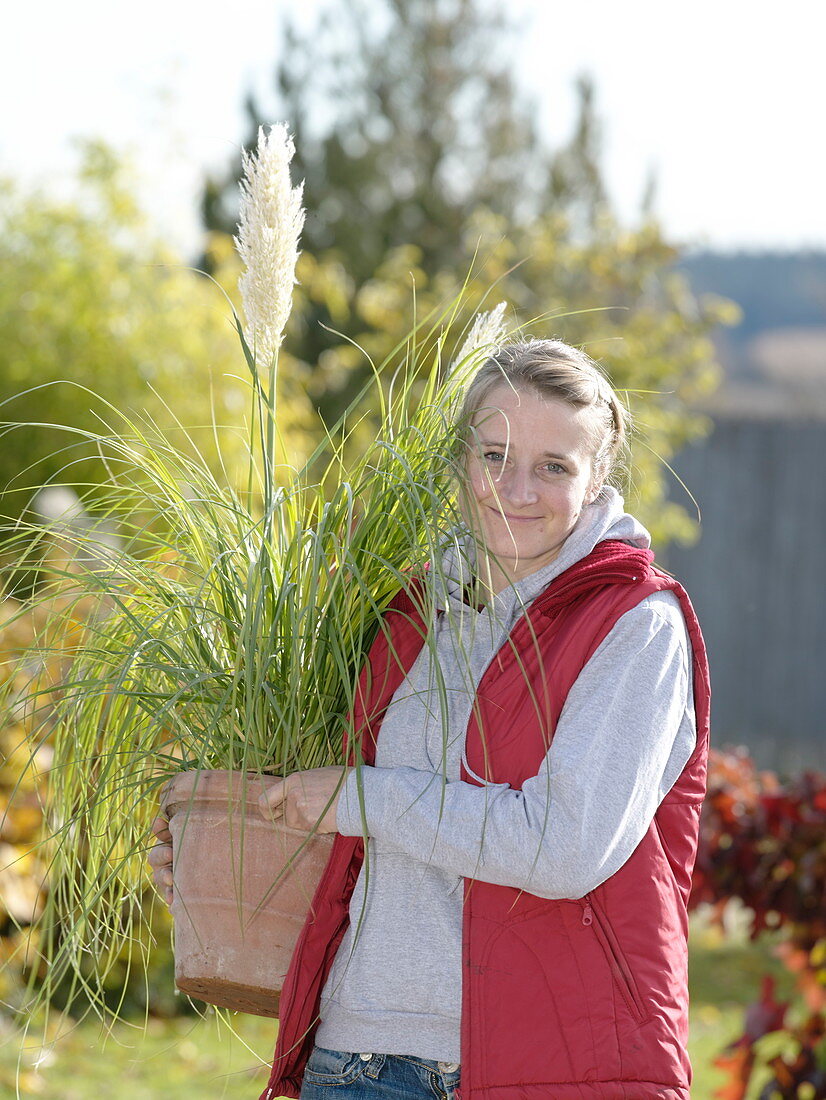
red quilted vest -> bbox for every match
[261,541,710,1100]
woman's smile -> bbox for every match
[490,510,542,521]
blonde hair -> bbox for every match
[457,338,629,487]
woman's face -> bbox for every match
[461,383,600,590]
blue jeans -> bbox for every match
[299,1046,461,1100]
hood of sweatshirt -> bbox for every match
[435,486,650,629]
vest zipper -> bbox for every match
[580,892,647,1023]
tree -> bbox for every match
[202,0,567,419]
[200,0,734,543]
[204,0,551,279]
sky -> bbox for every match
[3,0,825,258]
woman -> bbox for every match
[153,338,710,1100]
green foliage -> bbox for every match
[4,278,498,1022]
[0,141,317,532]
[205,0,553,277]
[204,0,616,426]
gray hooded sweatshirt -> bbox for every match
[315,487,696,1064]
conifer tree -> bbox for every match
[200,0,730,548]
[201,0,613,421]
[203,0,560,281]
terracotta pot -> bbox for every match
[161,769,334,1017]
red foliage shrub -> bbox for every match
[692,748,826,1099]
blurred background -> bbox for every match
[4,0,824,770]
[2,2,825,1097]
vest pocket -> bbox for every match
[581,894,648,1024]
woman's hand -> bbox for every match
[147,814,174,906]
[258,766,349,833]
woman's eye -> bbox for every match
[543,462,565,474]
[483,451,505,464]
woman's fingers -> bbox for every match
[147,842,173,872]
[151,813,172,844]
[258,768,347,833]
[147,840,174,906]
[258,779,287,821]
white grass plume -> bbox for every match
[235,124,305,367]
[450,301,508,383]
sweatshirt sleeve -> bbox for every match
[335,590,696,899]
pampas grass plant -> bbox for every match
[1,123,512,1021]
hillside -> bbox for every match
[679,251,826,417]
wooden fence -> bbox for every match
[663,414,826,773]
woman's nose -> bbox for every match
[499,465,538,506]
